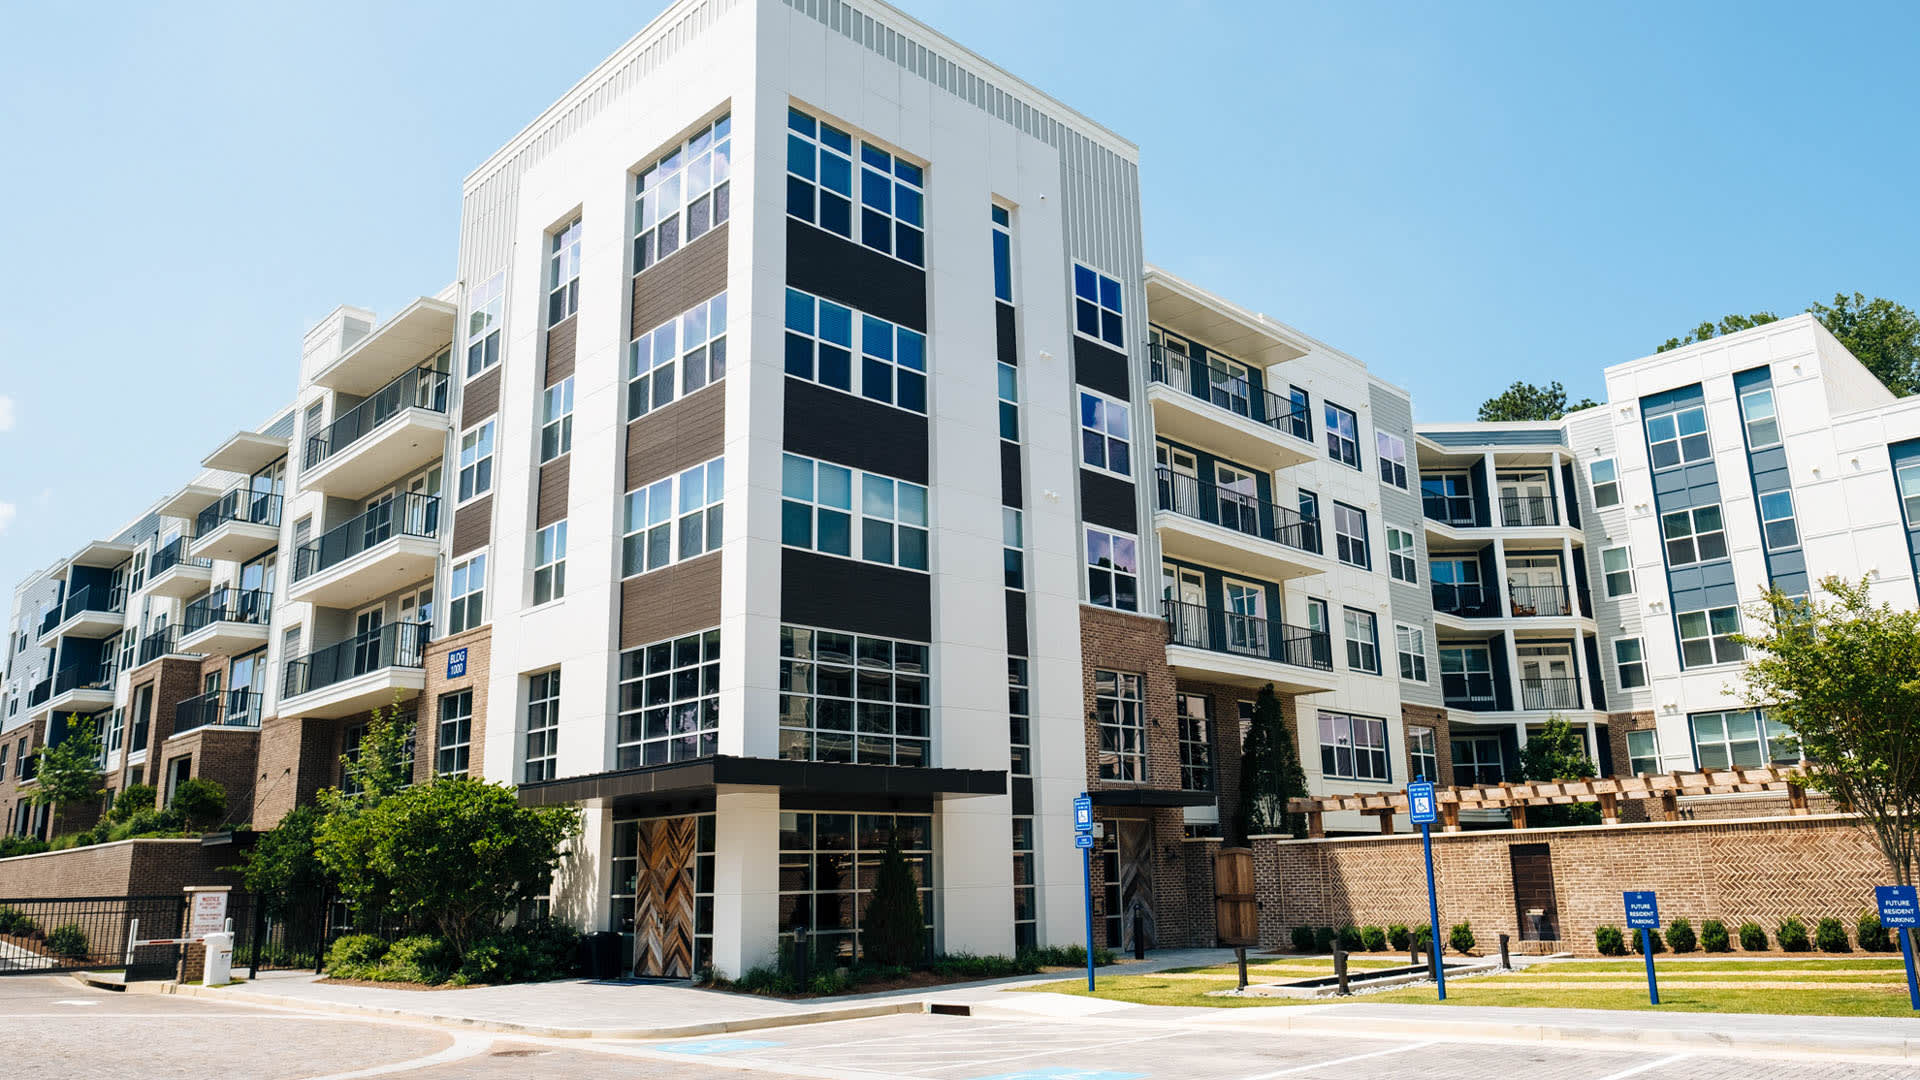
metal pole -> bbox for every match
[1082,835,1096,992]
[1421,820,1446,1001]
[1498,932,1511,971]
[1642,927,1659,1005]
[1334,948,1349,996]
[124,918,139,968]
[1235,946,1248,991]
[1902,926,1919,1011]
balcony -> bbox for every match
[1421,492,1482,529]
[1161,599,1339,695]
[287,493,440,609]
[40,662,117,717]
[1519,677,1583,711]
[1153,467,1325,583]
[38,585,125,642]
[1499,495,1559,528]
[1507,583,1573,618]
[172,687,263,736]
[190,487,283,563]
[1441,673,1499,712]
[26,677,51,710]
[300,362,451,498]
[145,537,213,599]
[136,625,202,667]
[1431,581,1500,619]
[1146,347,1314,472]
[180,588,273,656]
[281,622,429,719]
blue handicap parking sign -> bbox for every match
[446,647,467,679]
[1408,780,1437,825]
[1623,891,1660,929]
[1073,795,1093,831]
[1878,885,1919,928]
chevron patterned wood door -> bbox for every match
[1117,819,1156,951]
[634,816,697,978]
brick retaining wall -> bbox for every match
[0,838,243,899]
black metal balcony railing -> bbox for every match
[1154,467,1317,555]
[184,588,273,634]
[195,485,283,539]
[1520,677,1582,711]
[1431,581,1499,618]
[1421,492,1479,527]
[304,361,450,470]
[150,536,211,578]
[27,678,52,708]
[1507,583,1572,618]
[38,584,127,638]
[282,621,429,699]
[1441,673,1498,709]
[172,687,263,735]
[52,662,116,698]
[1162,599,1333,671]
[292,492,440,582]
[1499,495,1559,527]
[136,625,201,666]
[1147,344,1311,442]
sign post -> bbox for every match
[1407,778,1444,1001]
[1623,891,1660,1005]
[1074,793,1095,992]
[1876,885,1920,1010]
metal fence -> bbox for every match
[0,894,186,978]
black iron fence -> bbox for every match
[1431,580,1498,617]
[0,894,187,978]
[1499,494,1558,527]
[1520,676,1582,710]
[151,536,211,578]
[137,625,201,666]
[38,585,126,638]
[195,486,283,538]
[1153,467,1317,554]
[173,688,263,734]
[1147,344,1310,440]
[1422,491,1478,527]
[1508,583,1572,617]
[184,587,273,634]
[1162,599,1332,671]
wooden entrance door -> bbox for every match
[1117,819,1156,952]
[1509,842,1561,941]
[1213,847,1257,946]
[633,816,698,977]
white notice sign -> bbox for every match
[189,891,229,940]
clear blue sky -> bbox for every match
[4,0,1919,597]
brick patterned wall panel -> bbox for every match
[625,385,725,488]
[620,554,722,648]
[536,456,571,529]
[634,816,697,977]
[418,626,493,783]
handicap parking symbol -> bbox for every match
[662,1038,783,1055]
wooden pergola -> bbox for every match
[1285,766,1815,837]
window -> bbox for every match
[1376,431,1409,488]
[1003,508,1024,589]
[1614,637,1648,689]
[1095,670,1146,781]
[1588,458,1620,508]
[785,108,923,265]
[634,114,731,272]
[524,670,561,782]
[1078,391,1132,477]
[626,457,726,574]
[1176,694,1213,792]
[448,554,486,633]
[1286,385,1311,441]
[1084,527,1139,612]
[532,522,567,605]
[778,811,933,963]
[1395,623,1428,682]
[1012,816,1035,952]
[1601,545,1635,597]
[1008,658,1030,776]
[1386,526,1418,583]
[1690,709,1795,768]
[1451,736,1503,786]
[130,683,153,754]
[1298,490,1322,554]
[778,626,929,766]
[1408,726,1438,784]
[779,455,924,571]
[1324,403,1360,469]
[629,292,727,420]
[436,691,472,776]
[1646,405,1710,470]
[997,362,1019,440]
[103,707,124,756]
[1677,605,1743,667]
[457,421,495,501]
[540,377,573,461]
[617,629,720,766]
[1440,645,1495,702]
[1759,489,1800,550]
[1625,729,1659,774]
[1073,264,1124,348]
[547,218,581,325]
[1739,386,1780,448]
[991,204,1013,302]
[1332,502,1369,568]
[1661,504,1727,567]
[783,288,925,413]
[465,271,503,378]
[1344,608,1380,674]
[1899,463,1920,523]
[1319,711,1389,782]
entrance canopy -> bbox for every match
[516,755,1005,817]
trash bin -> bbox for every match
[586,931,622,980]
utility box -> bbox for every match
[202,931,233,986]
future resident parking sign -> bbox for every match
[1878,885,1919,928]
[1623,891,1660,929]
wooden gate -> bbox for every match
[633,817,697,977]
[1213,847,1258,946]
[1509,842,1561,941]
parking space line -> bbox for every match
[295,1031,492,1080]
[1234,1038,1439,1079]
[1589,1053,1690,1080]
[919,1030,1186,1073]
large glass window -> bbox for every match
[624,458,724,576]
[1344,608,1380,673]
[991,204,1014,302]
[436,691,472,776]
[630,292,727,419]
[1319,711,1389,781]
[1614,637,1648,689]
[611,815,716,973]
[1408,726,1438,784]
[1626,728,1659,775]
[1677,605,1742,667]
[448,554,486,634]
[1646,405,1710,470]
[1440,645,1495,702]
[1073,264,1124,348]
[540,377,574,461]
[465,271,503,379]
[1003,508,1025,589]
[1386,526,1418,583]
[1662,504,1728,567]
[1084,527,1138,612]
[1079,390,1132,477]
[634,114,731,272]
[1602,545,1635,597]
[1008,658,1030,776]
[1739,387,1780,448]
[1451,736,1503,786]
[778,811,933,963]
[1095,670,1145,782]
[785,108,923,266]
[1376,431,1409,488]
[779,626,929,766]
[1759,489,1800,551]
[997,362,1020,441]
[1395,623,1428,682]
[532,522,567,606]
[457,421,495,502]
[1011,816,1035,952]
[784,288,924,412]
[547,218,581,325]
[780,454,925,571]
[617,629,720,767]
[1899,463,1920,524]
[1690,709,1795,768]
[1324,402,1360,469]
[1176,693,1213,792]
[1332,502,1369,568]
[524,669,561,783]
[1588,458,1620,508]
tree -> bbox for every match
[859,830,924,967]
[1736,577,1920,885]
[241,803,332,915]
[1809,293,1920,397]
[1517,715,1600,826]
[1656,312,1780,353]
[1236,684,1310,840]
[168,777,229,831]
[324,696,413,812]
[25,714,105,833]
[314,777,579,961]
[1476,381,1599,422]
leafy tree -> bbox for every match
[168,777,228,831]
[1236,684,1310,840]
[323,696,413,812]
[25,714,106,833]
[107,784,157,823]
[1476,380,1599,422]
[1736,577,1920,884]
[1656,312,1780,352]
[241,803,332,915]
[1517,715,1600,826]
[314,777,578,961]
[1809,293,1920,396]
[859,830,924,967]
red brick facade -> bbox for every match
[415,626,491,783]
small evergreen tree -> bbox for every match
[1236,684,1309,840]
[860,830,924,967]
[25,714,106,834]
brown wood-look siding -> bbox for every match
[625,385,725,488]
[632,223,729,337]
[462,367,501,421]
[620,553,721,648]
[545,315,578,383]
[452,494,493,556]
[536,457,570,529]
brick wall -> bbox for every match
[1253,813,1891,955]
[158,728,259,827]
[250,714,337,826]
[111,657,205,799]
[417,626,492,783]
[1400,702,1450,785]
[0,838,243,898]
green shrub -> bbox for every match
[452,921,579,985]
[1289,925,1315,952]
[1666,918,1697,954]
[1336,925,1363,951]
[0,835,49,859]
[169,778,228,832]
[378,935,457,985]
[1738,920,1768,951]
[1700,919,1730,953]
[1360,926,1387,951]
[1412,923,1433,950]
[1594,925,1626,956]
[1448,922,1476,955]
[1814,917,1850,953]
[932,952,1036,979]
[1386,924,1411,950]
[1858,910,1894,952]
[732,963,799,995]
[109,784,158,823]
[0,905,35,936]
[46,923,88,959]
[324,933,390,978]
[1016,944,1115,968]
[1777,918,1810,952]
[1631,927,1664,954]
[1311,926,1335,953]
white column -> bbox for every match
[710,786,781,978]
[935,794,1014,957]
[1549,450,1573,526]
[554,803,614,933]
